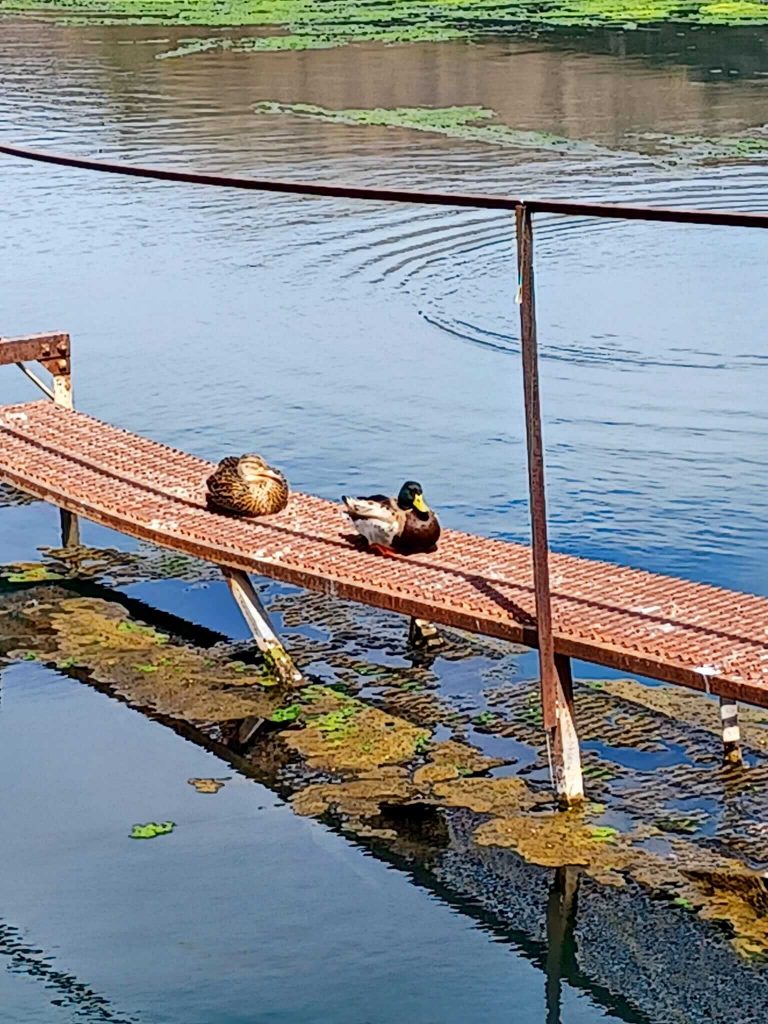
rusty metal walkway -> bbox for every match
[4,140,768,804]
[2,398,767,708]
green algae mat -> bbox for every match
[130,820,175,839]
[3,576,768,957]
[4,2,768,50]
[252,102,768,164]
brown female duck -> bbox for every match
[206,454,289,517]
[341,481,440,556]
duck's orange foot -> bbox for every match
[369,543,398,558]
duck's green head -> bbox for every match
[398,481,430,516]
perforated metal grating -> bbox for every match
[1,401,767,705]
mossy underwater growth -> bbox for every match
[604,677,768,754]
[188,777,229,793]
[130,820,175,839]
[254,101,607,154]
[4,1,768,62]
[631,130,768,162]
[4,1,768,36]
[283,684,435,772]
[6,594,290,723]
[253,101,768,166]
[3,582,768,956]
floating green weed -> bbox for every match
[521,691,544,726]
[655,814,705,834]
[130,821,175,839]
[12,596,280,720]
[3,565,64,584]
[311,703,360,742]
[268,703,302,724]
[414,733,432,755]
[118,620,169,644]
[188,777,228,793]
[473,710,499,729]
[400,680,424,692]
[5,1,767,33]
[589,825,619,843]
[351,662,393,678]
[631,129,768,162]
[583,762,616,781]
[298,683,327,703]
[254,101,605,154]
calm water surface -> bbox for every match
[1,15,767,1023]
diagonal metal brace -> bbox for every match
[221,567,303,686]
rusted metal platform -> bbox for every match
[3,145,768,801]
[2,399,767,708]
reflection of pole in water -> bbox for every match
[545,865,580,1024]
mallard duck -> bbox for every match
[206,454,289,517]
[341,481,440,556]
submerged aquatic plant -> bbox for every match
[1,563,64,584]
[630,129,768,162]
[130,821,175,839]
[7,1,768,63]
[5,585,768,955]
[254,101,607,154]
[188,777,229,793]
[268,703,302,724]
[4,0,768,32]
[253,100,768,166]
[7,595,285,721]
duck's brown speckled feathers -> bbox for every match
[206,453,289,518]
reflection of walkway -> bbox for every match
[0,581,624,1022]
[6,577,768,1024]
[546,866,580,1024]
[3,396,768,710]
[0,917,137,1024]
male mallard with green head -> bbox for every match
[341,481,440,556]
[206,454,289,517]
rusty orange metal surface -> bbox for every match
[1,400,767,706]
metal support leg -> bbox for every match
[516,204,584,806]
[545,865,580,1024]
[222,567,303,685]
[551,655,584,803]
[59,509,80,549]
[719,696,742,766]
[52,367,80,549]
[408,617,442,651]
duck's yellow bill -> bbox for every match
[413,494,429,513]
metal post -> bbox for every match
[408,617,442,651]
[545,865,580,1024]
[516,204,584,805]
[49,351,80,549]
[552,654,583,798]
[222,567,303,686]
[719,696,742,766]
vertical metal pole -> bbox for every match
[50,354,80,549]
[545,865,580,1024]
[516,204,583,805]
[719,696,742,766]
